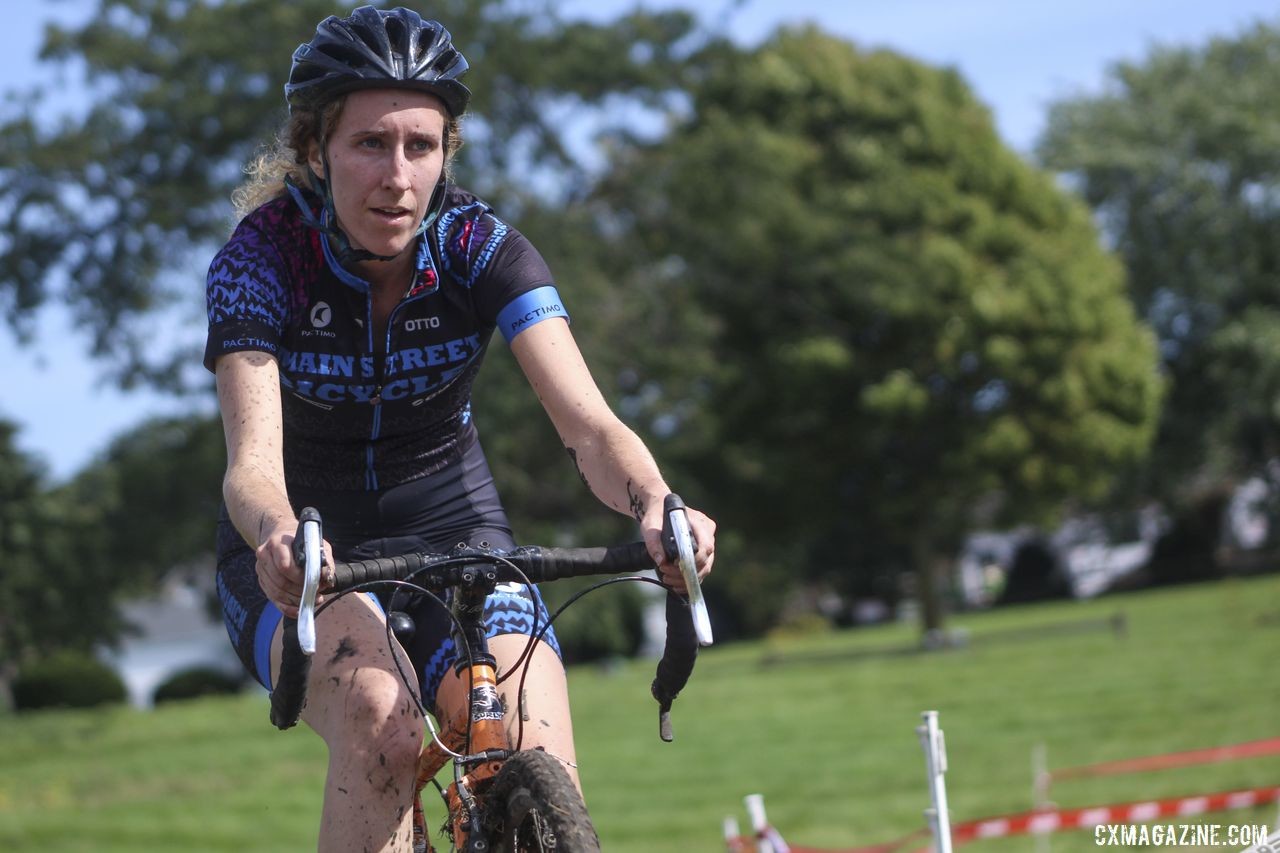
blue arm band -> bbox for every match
[497,285,570,343]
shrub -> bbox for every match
[1145,490,1229,586]
[153,666,244,705]
[765,612,834,641]
[997,539,1073,605]
[12,652,127,711]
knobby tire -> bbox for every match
[484,749,600,852]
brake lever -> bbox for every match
[290,507,323,656]
[661,494,714,647]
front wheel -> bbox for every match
[484,749,600,852]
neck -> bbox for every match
[355,250,414,293]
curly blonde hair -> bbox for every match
[231,96,462,223]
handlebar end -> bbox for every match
[658,708,674,743]
[651,679,677,743]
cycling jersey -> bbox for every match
[203,184,568,491]
[206,185,568,701]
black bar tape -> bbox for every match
[331,553,428,590]
[651,590,698,742]
[516,542,653,581]
[269,617,311,730]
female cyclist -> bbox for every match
[204,7,716,851]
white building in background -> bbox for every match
[98,564,243,709]
[956,506,1168,607]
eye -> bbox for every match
[359,136,383,149]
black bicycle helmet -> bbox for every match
[286,6,470,117]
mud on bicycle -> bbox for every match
[269,494,714,852]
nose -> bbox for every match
[382,146,413,192]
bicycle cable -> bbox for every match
[507,574,666,752]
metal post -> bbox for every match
[723,815,742,852]
[916,710,954,853]
[1032,742,1052,853]
[744,794,773,853]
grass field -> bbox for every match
[2,574,1278,851]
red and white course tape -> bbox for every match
[725,786,1280,852]
[951,784,1280,844]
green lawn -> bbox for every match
[2,575,1278,851]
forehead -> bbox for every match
[337,89,448,131]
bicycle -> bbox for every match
[267,494,714,852]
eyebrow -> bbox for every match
[348,127,442,142]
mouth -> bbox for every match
[371,206,413,225]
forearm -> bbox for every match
[223,459,295,549]
[565,421,670,524]
[215,351,294,549]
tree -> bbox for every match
[0,413,224,709]
[60,413,226,586]
[1037,21,1280,504]
[0,421,129,706]
[602,27,1164,634]
[0,0,707,387]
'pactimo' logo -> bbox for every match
[310,302,332,328]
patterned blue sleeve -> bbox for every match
[436,201,570,342]
[203,219,292,372]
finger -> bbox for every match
[257,571,301,611]
[696,550,715,580]
[255,551,292,598]
[662,562,691,593]
[255,544,304,611]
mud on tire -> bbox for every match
[484,749,600,852]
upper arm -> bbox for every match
[215,350,286,487]
[509,318,617,444]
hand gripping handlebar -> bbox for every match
[268,496,714,741]
[651,493,713,742]
[267,507,323,730]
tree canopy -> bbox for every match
[601,26,1163,630]
[1038,21,1280,501]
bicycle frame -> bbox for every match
[415,574,527,851]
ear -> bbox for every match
[306,141,325,181]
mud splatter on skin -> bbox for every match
[329,636,358,665]
[627,479,645,523]
[565,446,590,490]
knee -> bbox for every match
[313,665,425,772]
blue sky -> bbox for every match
[3,0,1278,481]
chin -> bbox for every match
[355,235,413,259]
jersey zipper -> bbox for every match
[366,291,426,490]
[365,288,380,491]
[361,237,440,491]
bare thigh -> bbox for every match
[268,594,422,742]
